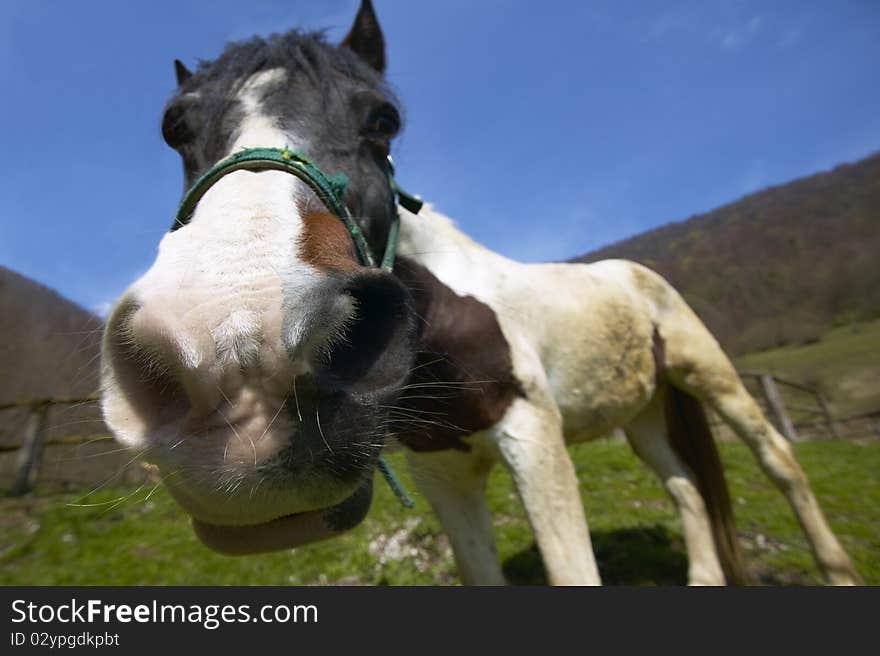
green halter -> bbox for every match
[172,146,420,508]
[172,146,423,271]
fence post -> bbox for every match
[11,403,50,496]
[815,393,841,439]
[758,374,800,442]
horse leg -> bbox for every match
[624,390,726,585]
[664,329,861,584]
[495,398,602,585]
[405,449,506,585]
[696,380,859,584]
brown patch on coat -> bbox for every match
[299,212,360,272]
[391,257,525,451]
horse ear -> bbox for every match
[340,0,386,73]
[174,59,193,86]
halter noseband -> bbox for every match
[172,146,422,272]
[171,146,421,507]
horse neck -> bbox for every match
[396,204,515,281]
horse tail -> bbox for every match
[664,386,752,585]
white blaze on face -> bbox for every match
[127,67,308,398]
[230,68,291,151]
[100,67,349,524]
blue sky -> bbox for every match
[1,0,878,316]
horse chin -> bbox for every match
[190,480,373,555]
[158,460,360,523]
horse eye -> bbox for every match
[162,104,195,148]
[364,106,400,139]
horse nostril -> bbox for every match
[102,298,194,427]
[316,271,414,395]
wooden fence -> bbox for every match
[0,395,106,495]
[736,371,839,442]
[2,372,878,494]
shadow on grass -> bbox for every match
[502,524,689,586]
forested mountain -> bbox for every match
[575,153,880,354]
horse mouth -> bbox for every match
[192,509,327,555]
[190,479,373,555]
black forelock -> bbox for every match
[176,29,397,112]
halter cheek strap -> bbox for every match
[172,146,420,507]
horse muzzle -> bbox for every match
[99,259,414,542]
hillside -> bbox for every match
[575,153,880,355]
[0,267,114,487]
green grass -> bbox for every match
[3,440,878,585]
[734,318,880,418]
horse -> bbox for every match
[100,0,861,585]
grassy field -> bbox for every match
[2,439,878,586]
[734,318,880,418]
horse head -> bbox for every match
[100,1,415,552]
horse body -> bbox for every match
[397,207,659,440]
[394,205,860,585]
